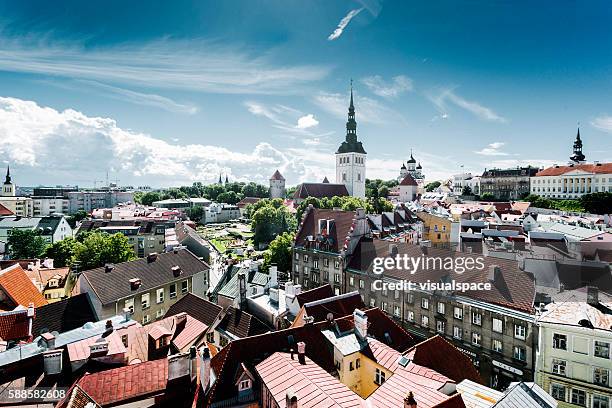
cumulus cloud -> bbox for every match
[474,142,508,156]
[591,116,612,133]
[328,8,364,41]
[296,114,319,129]
[361,75,413,98]
[0,97,334,186]
[428,88,507,123]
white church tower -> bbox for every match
[269,169,286,199]
[2,165,15,197]
[335,82,366,199]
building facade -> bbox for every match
[398,152,425,189]
[336,84,367,199]
[67,190,134,213]
[481,167,538,200]
[269,170,286,199]
[452,172,481,196]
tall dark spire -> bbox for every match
[570,127,585,163]
[225,174,229,184]
[4,165,11,184]
[218,173,222,184]
[336,80,366,154]
[349,78,354,110]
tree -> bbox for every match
[581,192,612,215]
[45,237,81,267]
[67,210,89,228]
[425,181,441,192]
[7,229,48,259]
[186,205,204,222]
[480,192,495,201]
[74,232,136,270]
[139,191,162,206]
[162,188,188,200]
[217,191,242,204]
[241,182,269,198]
[377,186,389,198]
[461,186,472,196]
[203,184,226,201]
[251,203,296,246]
[264,232,295,273]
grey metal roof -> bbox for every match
[494,382,556,408]
[217,269,270,299]
[0,216,64,235]
[81,248,208,305]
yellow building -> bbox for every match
[416,211,454,245]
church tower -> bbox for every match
[569,128,586,164]
[2,165,15,197]
[335,81,367,199]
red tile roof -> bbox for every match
[0,264,48,309]
[0,309,31,342]
[295,284,335,306]
[300,292,365,325]
[0,203,13,216]
[535,162,612,176]
[295,208,358,253]
[293,183,349,200]
[400,174,418,186]
[216,306,270,339]
[76,358,168,406]
[236,196,261,208]
[165,292,223,327]
[270,170,285,181]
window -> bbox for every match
[206,332,214,342]
[156,288,164,303]
[406,293,414,304]
[294,264,299,273]
[593,395,609,408]
[303,254,308,262]
[239,379,251,391]
[552,359,566,376]
[454,306,463,320]
[513,346,526,361]
[551,384,565,401]
[370,298,376,307]
[141,293,150,309]
[334,273,340,283]
[323,258,329,267]
[124,298,134,314]
[349,276,354,286]
[381,302,388,312]
[407,311,414,322]
[142,314,150,324]
[421,315,429,327]
[437,302,445,314]
[472,312,482,326]
[220,335,229,347]
[375,368,386,385]
[514,324,526,340]
[571,389,586,407]
[594,367,609,386]
[181,280,188,294]
[295,252,299,260]
[552,333,567,350]
[436,320,445,333]
[356,358,361,369]
[156,308,165,319]
[472,332,481,346]
[349,361,354,371]
[492,339,503,353]
[323,271,329,281]
[334,260,340,269]
[313,259,318,269]
[421,298,429,310]
[170,283,177,299]
[359,279,364,289]
[393,305,401,317]
[453,326,462,340]
[394,290,400,300]
[595,341,610,359]
[492,318,503,333]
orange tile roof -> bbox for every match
[0,264,47,309]
[0,203,13,216]
[535,162,612,176]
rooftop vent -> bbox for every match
[104,264,114,273]
[398,355,411,367]
[171,265,182,277]
[129,278,142,290]
[147,252,158,263]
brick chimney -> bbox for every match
[286,388,298,408]
[488,265,502,283]
[404,391,417,408]
[104,263,114,273]
[587,286,599,306]
[354,309,368,340]
[297,341,306,365]
[238,272,247,309]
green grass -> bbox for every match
[210,238,228,253]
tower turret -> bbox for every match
[569,128,586,163]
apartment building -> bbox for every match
[79,248,209,324]
[536,287,611,408]
[481,167,538,200]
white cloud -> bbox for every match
[313,91,404,125]
[0,37,330,95]
[296,114,319,129]
[474,142,508,156]
[591,116,612,133]
[328,8,364,41]
[361,75,413,98]
[0,97,334,186]
[485,158,556,170]
[428,88,507,123]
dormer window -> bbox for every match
[239,379,251,391]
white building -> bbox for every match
[67,190,134,213]
[397,174,418,202]
[535,287,611,408]
[531,163,612,199]
[32,196,70,216]
[269,170,286,199]
[0,215,73,246]
[398,152,425,189]
[0,165,34,216]
[452,172,481,196]
[1,166,15,197]
[202,202,241,224]
[335,85,366,199]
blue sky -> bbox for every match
[0,0,611,188]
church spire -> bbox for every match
[570,127,585,163]
[4,165,10,184]
[335,80,366,155]
[218,173,222,184]
[349,78,354,110]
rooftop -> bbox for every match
[0,264,48,310]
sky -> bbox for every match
[0,0,611,188]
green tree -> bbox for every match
[217,190,243,204]
[44,237,81,267]
[241,182,269,198]
[425,181,441,192]
[139,191,162,206]
[285,186,297,198]
[264,232,295,273]
[203,184,226,201]
[67,210,89,228]
[252,203,296,246]
[480,192,495,201]
[7,229,48,259]
[186,206,204,222]
[377,186,389,198]
[461,186,472,196]
[581,192,612,215]
[74,232,136,270]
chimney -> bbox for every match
[587,286,599,306]
[269,288,279,304]
[27,303,35,338]
[297,341,306,364]
[286,388,298,408]
[189,346,197,382]
[89,339,110,358]
[199,346,211,392]
[404,391,417,408]
[174,312,188,326]
[171,265,182,277]
[123,307,132,322]
[104,320,113,335]
[129,278,142,290]
[389,243,398,257]
[104,263,114,273]
[43,349,63,375]
[41,332,56,349]
[238,272,247,309]
[167,351,191,382]
[303,316,314,325]
[269,264,278,287]
[147,252,158,263]
[488,265,502,283]
[354,309,368,340]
